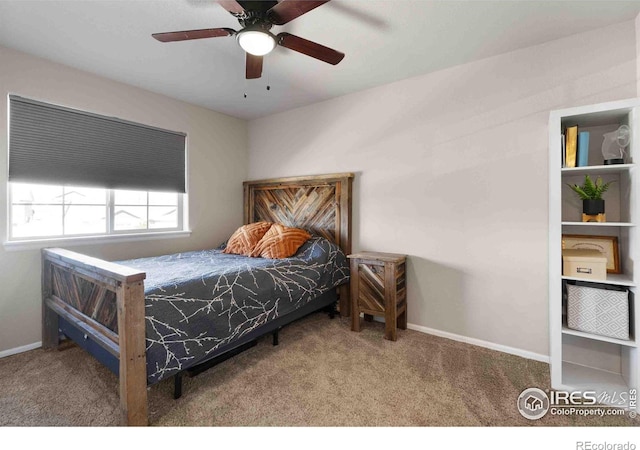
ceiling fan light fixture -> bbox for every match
[237,29,276,56]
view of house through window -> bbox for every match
[10,182,182,240]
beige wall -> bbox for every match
[248,21,638,357]
[637,13,640,95]
[0,46,248,353]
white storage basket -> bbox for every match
[566,284,629,340]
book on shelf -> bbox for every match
[577,131,590,167]
[565,125,578,168]
[561,133,566,167]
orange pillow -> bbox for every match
[249,223,311,259]
[223,222,273,256]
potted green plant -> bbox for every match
[567,175,614,215]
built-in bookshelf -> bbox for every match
[549,98,639,404]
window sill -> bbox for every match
[3,230,192,251]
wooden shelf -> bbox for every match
[561,164,634,176]
[562,326,635,347]
[561,274,636,287]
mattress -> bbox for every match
[117,236,349,384]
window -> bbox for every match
[9,182,183,241]
[7,95,188,244]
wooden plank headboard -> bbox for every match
[243,172,354,259]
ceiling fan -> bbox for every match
[152,0,345,79]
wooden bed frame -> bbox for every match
[41,172,353,426]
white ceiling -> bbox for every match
[1,0,640,120]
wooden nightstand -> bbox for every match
[348,252,407,341]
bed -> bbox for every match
[41,173,353,426]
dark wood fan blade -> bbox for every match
[246,53,263,79]
[152,28,235,42]
[267,0,329,25]
[218,0,246,15]
[277,33,344,65]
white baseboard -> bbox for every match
[0,341,42,359]
[407,323,550,363]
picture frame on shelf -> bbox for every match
[562,234,620,274]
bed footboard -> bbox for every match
[42,248,148,426]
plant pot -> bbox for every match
[583,199,605,215]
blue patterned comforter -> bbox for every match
[117,236,349,384]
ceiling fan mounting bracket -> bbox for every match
[230,1,278,22]
[238,13,274,32]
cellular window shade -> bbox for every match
[9,95,186,193]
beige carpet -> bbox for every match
[0,312,637,427]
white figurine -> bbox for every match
[601,124,630,165]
